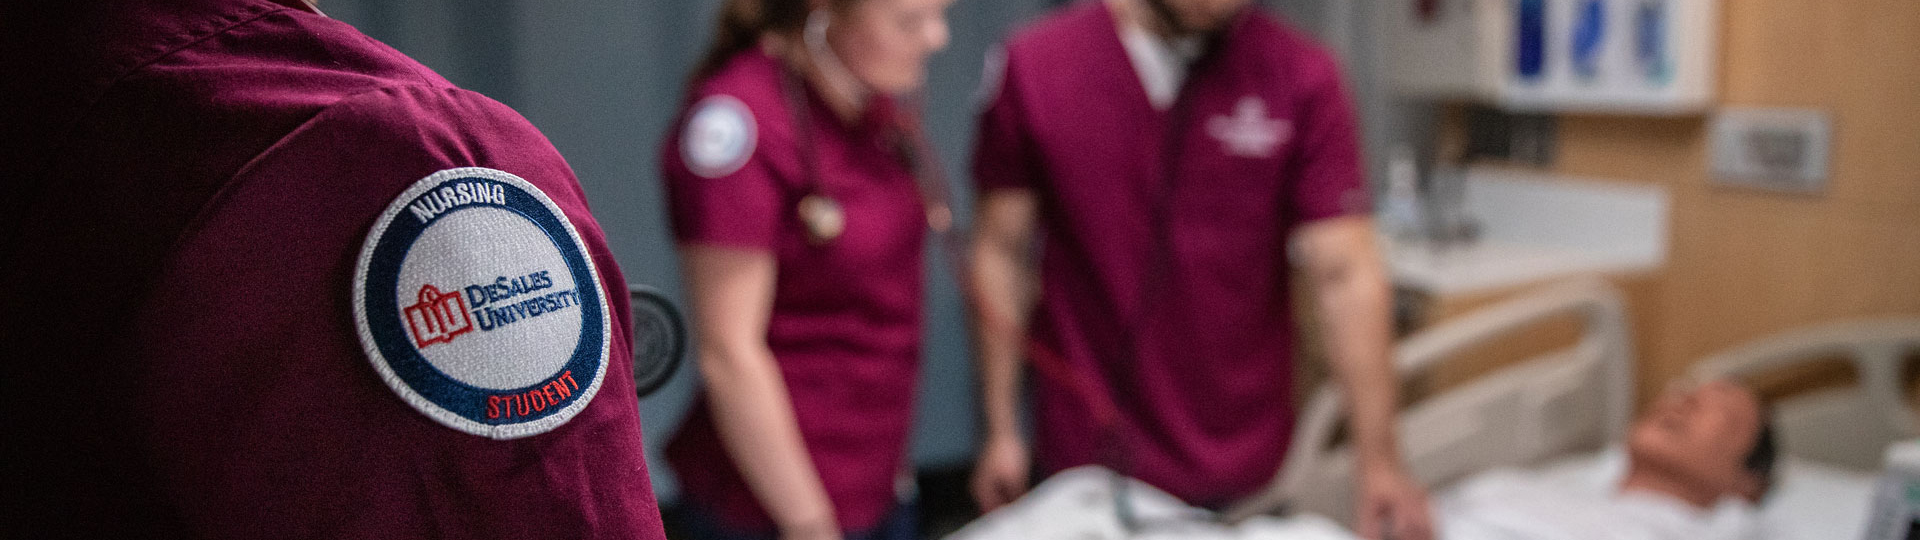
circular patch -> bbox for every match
[681,94,756,178]
[353,167,611,440]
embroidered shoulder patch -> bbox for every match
[353,167,611,440]
[682,94,757,179]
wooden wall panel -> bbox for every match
[1550,0,1920,396]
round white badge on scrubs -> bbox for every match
[353,167,611,440]
[682,94,756,178]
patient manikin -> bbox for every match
[1439,380,1779,540]
[948,380,1783,540]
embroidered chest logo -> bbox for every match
[1206,96,1292,159]
[354,167,611,440]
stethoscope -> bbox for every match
[778,67,852,246]
[771,18,959,504]
[776,67,953,247]
[777,13,953,247]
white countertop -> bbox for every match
[1384,168,1670,296]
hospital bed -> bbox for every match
[947,279,1919,540]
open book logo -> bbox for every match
[404,284,474,349]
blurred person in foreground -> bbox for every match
[1,0,667,537]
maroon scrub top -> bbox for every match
[660,50,927,533]
[0,1,667,538]
[972,2,1373,506]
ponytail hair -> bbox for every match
[690,0,812,85]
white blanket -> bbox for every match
[1438,468,1762,540]
[946,466,1356,540]
[946,453,1876,540]
[1516,447,1879,540]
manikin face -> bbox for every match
[827,0,955,95]
[1627,379,1767,500]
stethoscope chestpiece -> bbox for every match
[797,192,846,245]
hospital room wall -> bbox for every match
[1480,0,1920,402]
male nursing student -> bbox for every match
[0,0,667,538]
[966,0,1433,539]
[657,0,953,538]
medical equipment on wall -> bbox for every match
[1385,0,1717,114]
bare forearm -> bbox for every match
[1301,219,1404,470]
[970,240,1031,437]
[701,345,837,533]
[969,190,1039,439]
[1319,266,1401,468]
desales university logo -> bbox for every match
[353,167,610,439]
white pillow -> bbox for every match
[1759,458,1877,540]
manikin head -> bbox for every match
[1625,379,1778,505]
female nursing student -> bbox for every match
[658,0,954,538]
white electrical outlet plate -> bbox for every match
[1708,107,1833,194]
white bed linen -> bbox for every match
[1438,467,1763,540]
[945,466,1357,540]
[947,452,1875,540]
[1515,447,1879,540]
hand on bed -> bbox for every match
[971,432,1031,512]
[1356,466,1433,540]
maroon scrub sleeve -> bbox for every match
[663,107,786,252]
[130,85,662,539]
[971,52,1045,194]
[1285,63,1373,225]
